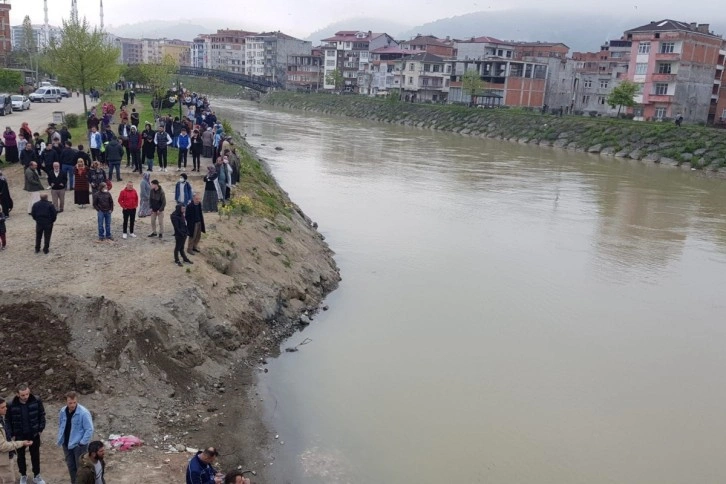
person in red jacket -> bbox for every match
[117,181,139,239]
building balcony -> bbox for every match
[654,52,680,61]
[646,94,673,103]
[651,73,676,82]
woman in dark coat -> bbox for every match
[74,159,90,207]
[141,122,156,171]
[2,127,18,164]
[0,170,13,217]
[202,165,218,212]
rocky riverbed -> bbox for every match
[263,92,726,177]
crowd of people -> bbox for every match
[0,88,243,265]
[0,385,96,484]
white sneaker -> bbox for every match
[176,167,180,171]
[130,233,137,238]
[34,475,46,484]
[20,476,27,484]
[122,233,128,239]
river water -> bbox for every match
[219,100,726,484]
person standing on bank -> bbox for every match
[59,141,77,190]
[47,161,67,213]
[141,122,156,172]
[190,129,203,172]
[57,391,94,484]
[175,173,192,206]
[74,159,90,208]
[8,384,47,484]
[177,127,190,170]
[93,183,113,241]
[118,181,138,239]
[31,194,56,254]
[148,180,166,238]
[104,137,124,183]
[3,126,18,164]
[24,162,45,214]
[154,126,172,172]
[171,204,192,267]
[0,398,33,484]
[128,125,142,173]
[185,193,205,254]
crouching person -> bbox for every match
[75,441,105,484]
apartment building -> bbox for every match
[287,48,323,90]
[712,44,726,124]
[11,24,62,51]
[208,29,257,73]
[116,37,143,64]
[398,52,452,102]
[369,46,408,95]
[192,35,209,69]
[244,32,311,84]
[400,35,455,57]
[321,30,398,92]
[624,20,722,122]
[448,36,554,108]
[141,38,163,64]
[571,39,632,115]
[161,39,191,67]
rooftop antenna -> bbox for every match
[100,0,104,30]
[70,0,79,23]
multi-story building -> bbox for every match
[624,20,722,122]
[370,46,408,95]
[141,38,163,64]
[286,48,323,90]
[712,43,726,124]
[397,52,452,102]
[0,2,11,64]
[192,34,209,69]
[116,37,143,64]
[400,34,455,57]
[571,39,632,115]
[161,39,191,67]
[244,32,311,84]
[208,29,257,73]
[321,30,398,92]
[11,24,61,51]
[448,36,557,108]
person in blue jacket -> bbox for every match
[177,127,190,170]
[186,447,223,484]
[56,391,94,484]
[175,173,193,206]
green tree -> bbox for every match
[42,17,120,115]
[325,69,343,92]
[138,54,177,116]
[461,69,483,107]
[607,80,638,115]
[0,70,23,91]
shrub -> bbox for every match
[65,113,79,129]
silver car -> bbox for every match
[11,95,30,111]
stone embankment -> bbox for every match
[263,92,726,176]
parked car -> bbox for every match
[11,94,30,111]
[0,94,13,116]
[58,87,70,98]
[29,87,61,103]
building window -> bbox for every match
[409,63,414,71]
[635,63,648,75]
[660,42,675,54]
[657,63,672,74]
[583,79,592,88]
[408,76,413,84]
[638,42,651,54]
[654,83,668,95]
[598,96,606,105]
[599,80,609,89]
[654,107,667,118]
[582,95,590,104]
[633,107,644,117]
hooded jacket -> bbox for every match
[104,139,124,163]
[75,453,105,484]
[118,187,139,210]
[170,205,188,237]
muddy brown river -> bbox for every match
[219,100,726,483]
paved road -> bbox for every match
[7,94,89,131]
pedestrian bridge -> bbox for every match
[178,67,282,93]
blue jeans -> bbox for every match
[62,164,75,189]
[108,162,121,181]
[146,157,154,171]
[97,210,112,239]
[63,444,87,484]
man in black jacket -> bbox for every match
[19,143,38,169]
[185,193,205,253]
[31,193,57,254]
[8,384,47,484]
[105,138,124,182]
[170,203,192,266]
[59,141,77,190]
[47,162,68,212]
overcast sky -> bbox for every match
[10,0,726,38]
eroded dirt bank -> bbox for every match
[0,149,340,480]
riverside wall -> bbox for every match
[263,92,726,174]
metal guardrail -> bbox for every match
[177,66,283,92]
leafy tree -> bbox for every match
[42,17,120,115]
[607,80,638,115]
[461,69,483,106]
[22,16,37,55]
[138,54,177,116]
[325,69,343,92]
[0,70,23,91]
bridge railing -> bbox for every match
[177,66,284,92]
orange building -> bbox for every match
[0,1,10,66]
[711,42,726,125]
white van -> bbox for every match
[29,87,62,103]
